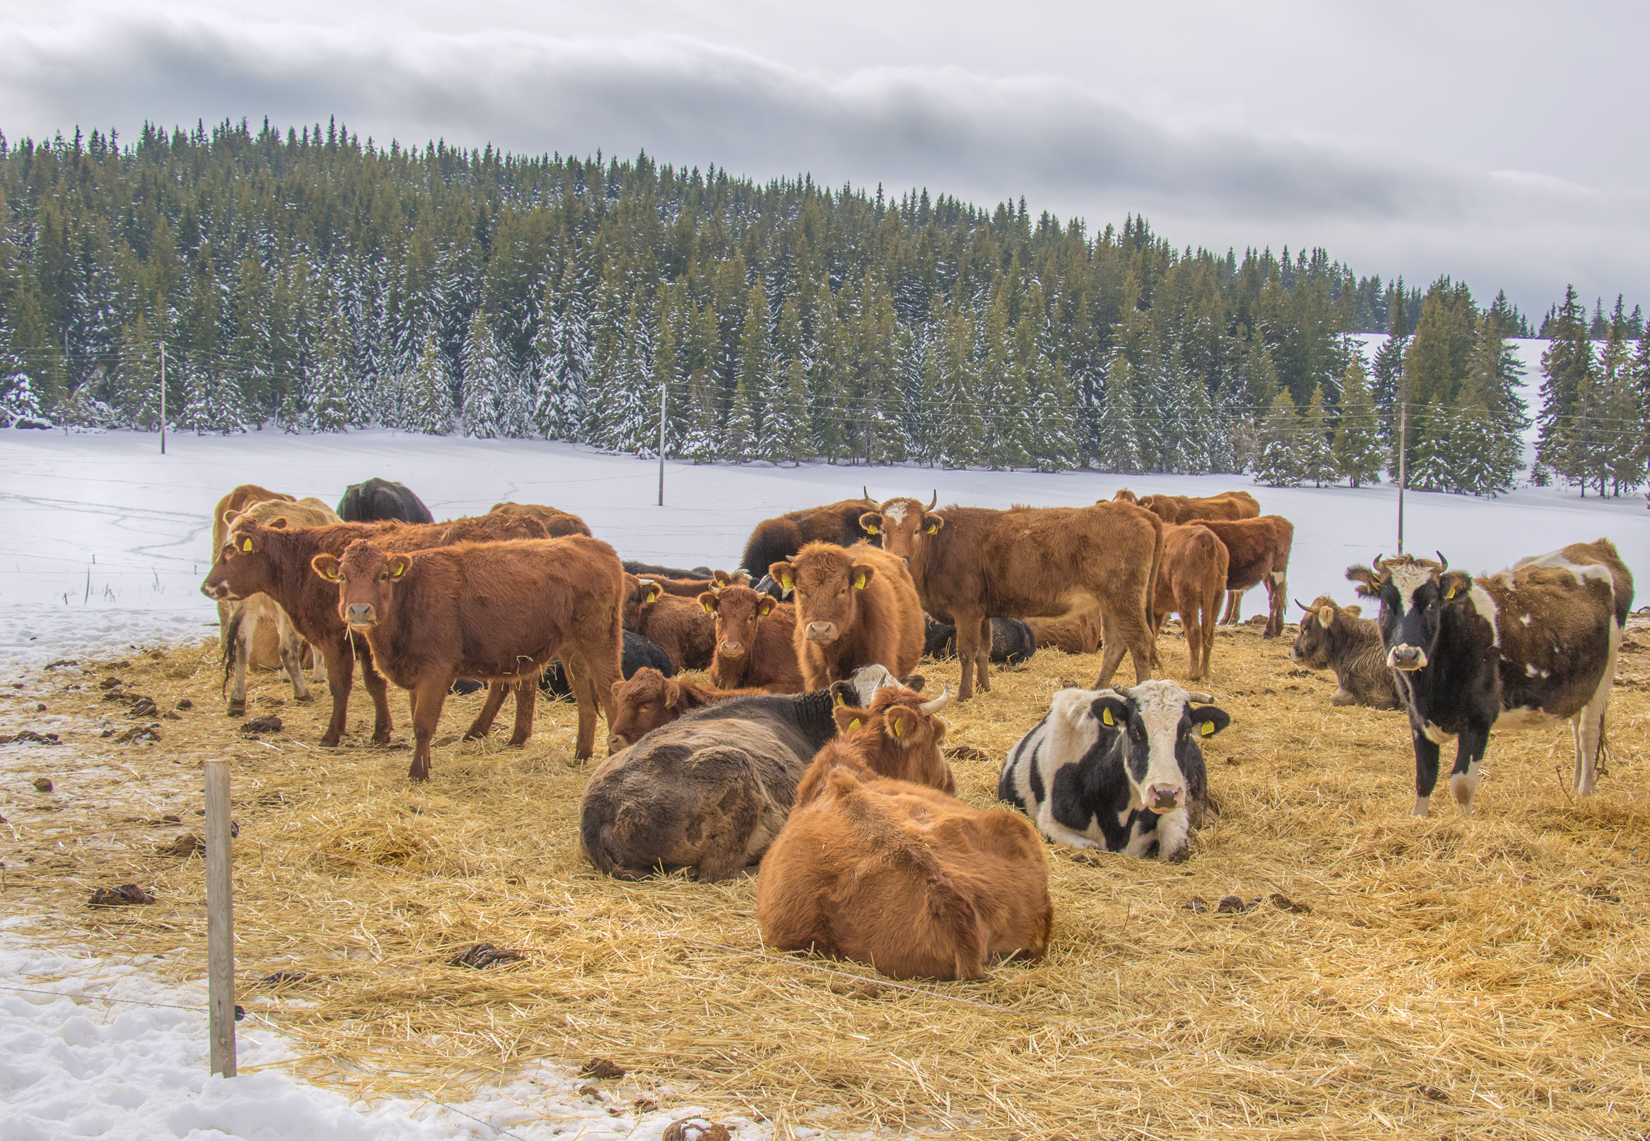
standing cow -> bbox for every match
[1183,516,1294,635]
[768,542,924,691]
[1347,540,1632,816]
[1151,523,1229,681]
[339,478,433,524]
[866,497,1161,700]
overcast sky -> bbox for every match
[1,0,1642,319]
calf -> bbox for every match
[1348,540,1632,816]
[210,484,295,648]
[1289,595,1404,710]
[828,682,955,792]
[1151,524,1229,681]
[622,576,716,670]
[758,747,1051,980]
[1177,515,1293,635]
[999,680,1230,861]
[770,542,924,690]
[313,536,624,780]
[489,501,592,537]
[701,585,803,692]
[606,667,759,753]
[1025,610,1103,655]
[542,630,674,700]
[338,477,433,523]
[924,616,1036,665]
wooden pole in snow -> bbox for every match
[159,343,167,456]
[658,373,667,507]
[205,758,236,1077]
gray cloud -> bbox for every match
[2,8,1645,313]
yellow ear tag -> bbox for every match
[1445,586,1458,600]
[241,538,253,552]
[890,718,902,737]
[849,718,862,730]
[853,572,866,589]
[833,692,845,706]
[925,522,938,534]
[702,601,714,614]
[1200,721,1214,736]
[781,575,793,590]
[1101,707,1114,726]
[865,524,879,535]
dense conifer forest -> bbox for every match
[0,117,1645,496]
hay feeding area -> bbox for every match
[4,621,1650,1140]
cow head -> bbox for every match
[201,516,291,602]
[1288,594,1358,668]
[710,569,751,590]
[860,493,941,563]
[1347,554,1474,671]
[310,539,410,631]
[607,667,685,752]
[1134,494,1179,523]
[1093,680,1230,814]
[769,543,877,646]
[699,585,776,661]
[832,683,955,792]
[1112,488,1139,504]
[620,574,663,630]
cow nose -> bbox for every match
[200,582,222,600]
[607,733,629,754]
[805,622,837,643]
[1288,646,1300,662]
[720,641,745,658]
[1147,784,1182,813]
[1389,645,1423,670]
[346,604,375,626]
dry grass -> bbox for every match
[3,620,1650,1140]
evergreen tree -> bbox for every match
[1252,389,1304,486]
[1331,358,1382,487]
[308,313,352,433]
[177,362,246,435]
[737,281,772,459]
[1406,401,1451,491]
[1095,355,1142,474]
[405,333,453,435]
[1298,384,1334,487]
[1534,285,1592,480]
[461,308,510,438]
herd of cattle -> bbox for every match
[198,478,1634,979]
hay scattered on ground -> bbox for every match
[3,622,1649,1140]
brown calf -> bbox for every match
[1190,516,1294,634]
[769,542,924,691]
[757,747,1051,980]
[621,576,716,670]
[211,484,295,655]
[200,513,549,748]
[1025,610,1103,655]
[1151,524,1230,681]
[700,585,803,692]
[866,498,1161,700]
[607,667,761,753]
[312,536,624,780]
[827,682,956,794]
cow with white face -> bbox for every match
[998,680,1229,861]
[1348,541,1632,817]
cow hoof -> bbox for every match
[319,734,342,748]
[507,734,530,747]
[294,693,314,704]
[227,702,246,717]
[373,732,393,745]
[461,730,487,742]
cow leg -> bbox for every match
[407,679,448,781]
[1095,612,1127,689]
[1221,589,1243,626]
[561,653,603,760]
[1200,587,1220,680]
[308,640,328,686]
[357,639,394,744]
[1411,726,1442,818]
[953,608,987,701]
[275,609,313,703]
[1574,625,1621,796]
[1262,571,1286,638]
[227,612,250,716]
[1097,604,1154,688]
[976,617,993,694]
[1448,723,1491,816]
[463,683,512,740]
[1181,601,1202,682]
[506,680,537,747]
[317,638,354,747]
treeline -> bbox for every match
[0,117,1643,496]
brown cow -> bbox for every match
[1189,516,1294,634]
[621,576,716,670]
[311,536,624,780]
[1119,490,1260,525]
[700,585,803,692]
[740,496,879,576]
[1151,524,1230,681]
[200,513,549,748]
[757,746,1051,981]
[864,498,1161,700]
[1025,610,1103,655]
[645,569,749,599]
[488,501,592,537]
[768,542,924,691]
[210,484,296,657]
[606,667,762,753]
[828,681,956,794]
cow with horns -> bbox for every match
[1347,541,1632,817]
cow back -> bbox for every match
[489,502,592,538]
[339,478,434,524]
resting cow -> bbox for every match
[1026,611,1103,655]
[1151,523,1229,681]
[827,681,957,793]
[312,535,624,780]
[542,631,674,699]
[606,667,763,753]
[739,496,879,578]
[338,478,434,524]
[1348,541,1632,816]
[489,501,592,537]
[1288,596,1404,710]
[999,680,1229,861]
[769,542,924,691]
[866,496,1161,700]
[621,576,716,670]
[701,585,803,692]
[924,615,1036,665]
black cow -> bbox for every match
[338,478,434,524]
[738,496,881,578]
[542,631,675,699]
[623,560,713,580]
[1347,540,1631,817]
[998,680,1229,861]
[924,615,1036,665]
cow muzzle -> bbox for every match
[1146,784,1183,814]
[1387,644,1427,671]
[719,641,745,659]
[607,732,631,754]
[346,604,377,629]
[804,621,839,644]
[200,581,237,602]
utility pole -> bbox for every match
[159,343,167,455]
[657,373,667,507]
[1396,381,1407,555]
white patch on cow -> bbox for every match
[1422,721,1455,745]
[1449,761,1481,815]
[1467,583,1500,648]
[1120,679,1195,809]
[1514,549,1616,592]
[1152,806,1191,861]
[1413,795,1432,818]
[1519,613,1533,625]
[1388,563,1434,616]
[1269,570,1286,586]
[1494,706,1557,731]
[847,665,900,706]
[1016,688,1111,846]
[882,502,909,525]
[1573,620,1622,796]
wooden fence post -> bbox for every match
[205,757,236,1077]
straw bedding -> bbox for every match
[3,619,1649,1140]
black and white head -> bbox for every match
[1348,554,1475,671]
[1091,680,1231,813]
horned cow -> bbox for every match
[1289,595,1404,710]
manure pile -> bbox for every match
[2,624,1649,1140]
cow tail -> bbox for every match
[1144,515,1165,659]
[220,609,245,696]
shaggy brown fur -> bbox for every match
[1151,524,1230,681]
[1289,595,1403,710]
[607,667,759,752]
[1136,490,1260,525]
[643,570,749,599]
[825,684,956,794]
[769,542,924,692]
[701,585,802,692]
[488,501,592,537]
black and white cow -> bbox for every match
[998,680,1229,861]
[1347,539,1632,817]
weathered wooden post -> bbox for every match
[204,757,236,1077]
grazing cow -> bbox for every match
[1178,516,1294,635]
[220,497,340,713]
[542,631,675,699]
[200,512,548,748]
[924,616,1037,665]
[865,497,1161,700]
[312,536,624,780]
[1025,611,1104,655]
[828,682,957,793]
[769,542,924,691]
[739,496,879,578]
[1289,596,1404,710]
[701,585,804,692]
[605,667,764,753]
[489,502,592,538]
[758,746,1050,980]
[338,478,434,524]
[1117,490,1260,525]
[1347,540,1632,816]
[1151,524,1229,681]
[999,680,1229,861]
[621,576,716,670]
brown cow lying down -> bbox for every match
[828,681,957,793]
[621,576,716,670]
[770,542,923,691]
[607,668,762,753]
[757,746,1051,981]
[311,535,624,780]
[581,666,905,881]
[1025,610,1103,655]
[1151,524,1229,682]
[488,501,592,537]
[202,512,548,748]
[1289,595,1405,710]
[701,585,803,693]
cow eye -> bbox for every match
[378,573,388,581]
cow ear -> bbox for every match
[1189,706,1231,738]
[1093,695,1129,728]
[1346,604,1362,617]
[922,513,945,535]
[1317,605,1335,628]
[833,706,868,733]
[1440,570,1473,602]
[829,681,854,706]
[769,561,795,596]
[1346,564,1382,598]
[641,580,662,605]
[266,517,288,530]
[711,570,729,589]
[387,555,412,579]
[850,562,875,590]
[610,680,625,699]
[222,510,241,529]
[886,707,917,740]
[858,511,883,536]
[664,681,680,708]
[758,597,776,617]
[698,591,719,615]
[310,554,342,581]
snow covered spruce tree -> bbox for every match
[404,333,454,435]
[1252,390,1305,486]
[1331,358,1382,487]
